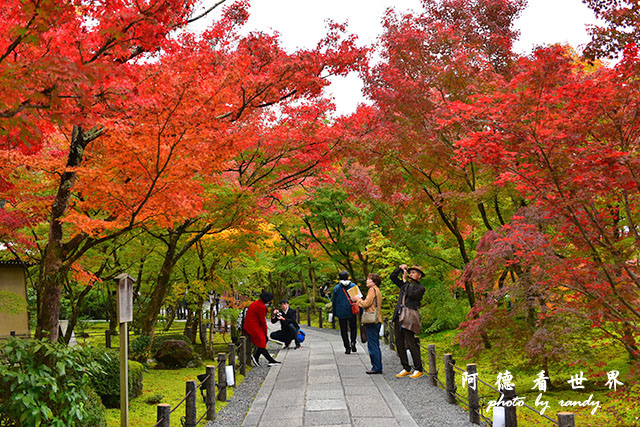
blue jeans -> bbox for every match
[365,323,382,372]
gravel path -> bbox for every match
[378,337,478,426]
[206,326,478,426]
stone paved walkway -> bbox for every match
[241,326,419,427]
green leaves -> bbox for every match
[0,337,96,426]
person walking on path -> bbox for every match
[390,264,426,379]
[331,270,360,354]
[270,299,301,349]
[354,273,384,374]
[243,291,281,367]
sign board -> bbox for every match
[115,273,135,323]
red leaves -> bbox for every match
[452,43,640,360]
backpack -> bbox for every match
[297,329,306,343]
[237,307,248,332]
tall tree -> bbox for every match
[583,0,640,59]
[353,0,526,307]
[1,0,366,341]
[454,45,640,360]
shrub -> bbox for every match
[88,349,144,408]
[144,394,164,405]
[0,337,98,426]
[289,294,329,310]
[83,387,107,427]
[130,334,152,364]
[420,279,469,333]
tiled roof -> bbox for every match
[0,259,33,267]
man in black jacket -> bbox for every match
[270,299,301,349]
[390,264,426,379]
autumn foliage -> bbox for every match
[452,44,640,360]
[2,0,640,398]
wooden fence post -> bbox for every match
[383,318,389,345]
[444,353,456,404]
[557,412,575,427]
[318,308,323,328]
[244,334,252,368]
[217,353,227,402]
[428,344,437,386]
[239,336,247,376]
[504,387,518,427]
[296,307,300,324]
[206,365,215,421]
[389,322,395,351]
[467,364,480,424]
[105,330,111,348]
[228,343,236,386]
[156,403,170,427]
[307,306,311,326]
[185,380,196,427]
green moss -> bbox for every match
[104,361,247,426]
[417,329,640,427]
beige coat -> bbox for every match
[357,285,383,323]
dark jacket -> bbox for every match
[271,307,299,331]
[390,267,426,322]
[332,280,360,319]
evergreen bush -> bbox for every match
[0,337,100,426]
[130,334,152,364]
[87,349,144,408]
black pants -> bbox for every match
[394,321,423,372]
[270,324,300,347]
[338,317,357,350]
[253,347,276,363]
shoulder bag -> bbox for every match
[398,293,421,334]
[361,288,379,324]
[342,286,360,315]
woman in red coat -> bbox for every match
[243,291,280,366]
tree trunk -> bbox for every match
[298,270,309,302]
[308,258,317,309]
[542,356,552,390]
[208,305,215,358]
[36,125,104,341]
[184,308,196,342]
[164,305,177,331]
[141,235,179,337]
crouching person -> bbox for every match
[270,299,301,349]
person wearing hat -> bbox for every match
[270,299,301,349]
[243,291,281,366]
[331,270,361,354]
[390,264,426,379]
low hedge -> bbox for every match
[89,349,144,408]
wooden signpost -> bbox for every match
[115,273,135,427]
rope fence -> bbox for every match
[385,323,574,427]
[151,337,250,427]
